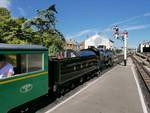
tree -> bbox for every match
[23,4,65,54]
[0,7,11,21]
[0,5,65,55]
[0,16,33,44]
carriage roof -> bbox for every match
[0,43,47,51]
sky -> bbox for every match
[0,0,150,48]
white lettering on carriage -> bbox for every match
[20,83,33,93]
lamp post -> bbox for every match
[112,26,128,66]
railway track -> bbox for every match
[136,52,150,64]
[131,54,150,110]
[131,55,150,92]
[144,52,150,63]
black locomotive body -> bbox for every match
[48,48,114,95]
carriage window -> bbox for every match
[21,54,43,73]
[0,55,16,79]
[7,55,17,67]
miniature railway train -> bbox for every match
[0,44,122,113]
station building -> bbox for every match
[84,34,113,49]
[65,38,79,50]
[138,41,150,53]
[79,41,85,50]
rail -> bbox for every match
[131,55,150,91]
[136,52,150,64]
[131,55,150,110]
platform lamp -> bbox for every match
[112,26,128,66]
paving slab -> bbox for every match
[38,59,144,113]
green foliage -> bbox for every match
[0,7,11,21]
[45,29,65,55]
[31,5,57,31]
[0,16,33,44]
[0,5,65,55]
[23,5,65,55]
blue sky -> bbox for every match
[0,0,150,48]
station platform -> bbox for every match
[37,59,147,113]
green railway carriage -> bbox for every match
[0,44,48,113]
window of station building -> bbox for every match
[21,54,43,73]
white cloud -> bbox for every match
[66,12,150,41]
[113,15,141,26]
[67,29,97,39]
[101,12,150,33]
[102,28,111,33]
[73,29,95,37]
[144,13,150,17]
[112,12,150,26]
[0,0,11,8]
[18,7,26,17]
[125,24,150,31]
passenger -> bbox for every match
[0,55,14,79]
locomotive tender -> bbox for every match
[0,44,116,113]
